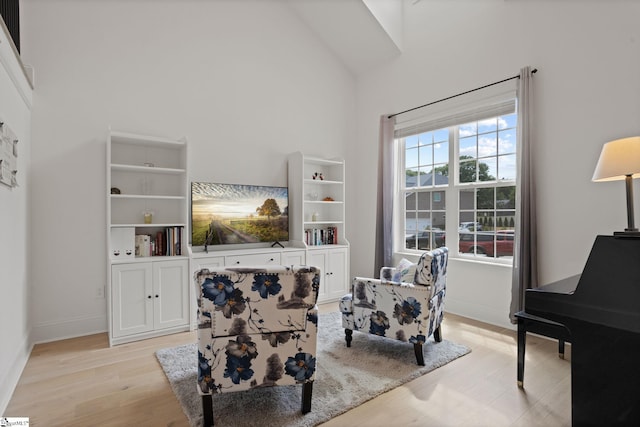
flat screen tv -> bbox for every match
[191,182,289,248]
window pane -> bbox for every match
[406,168,419,187]
[478,212,492,231]
[406,147,419,168]
[498,129,516,155]
[419,145,432,164]
[419,132,432,145]
[418,211,430,232]
[498,113,517,130]
[459,210,475,224]
[496,186,515,209]
[498,154,516,181]
[433,141,449,163]
[433,191,446,209]
[418,167,432,186]
[477,188,494,209]
[460,136,477,158]
[434,128,448,143]
[459,122,477,137]
[406,135,419,149]
[460,189,474,210]
[432,211,446,229]
[459,159,477,183]
[479,134,497,157]
[478,117,497,133]
[405,191,416,210]
[432,165,447,185]
[417,191,431,210]
[479,158,496,181]
[497,211,515,230]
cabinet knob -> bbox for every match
[155,294,159,298]
[236,261,240,264]
[148,295,152,299]
[269,258,274,262]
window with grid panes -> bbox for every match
[396,97,517,262]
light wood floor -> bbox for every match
[5,303,570,426]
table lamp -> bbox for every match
[592,136,640,236]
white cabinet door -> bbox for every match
[111,263,153,338]
[326,247,348,300]
[153,259,189,330]
[307,247,348,302]
[282,250,306,266]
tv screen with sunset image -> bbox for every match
[191,182,289,247]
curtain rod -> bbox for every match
[388,68,538,119]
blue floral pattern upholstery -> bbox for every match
[196,265,320,426]
[340,248,448,365]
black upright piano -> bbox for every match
[517,235,640,426]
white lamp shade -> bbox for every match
[592,136,640,182]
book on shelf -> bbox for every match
[134,226,183,257]
[304,226,338,246]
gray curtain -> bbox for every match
[374,114,395,276]
[509,66,539,321]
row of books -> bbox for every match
[304,226,338,246]
[135,226,184,257]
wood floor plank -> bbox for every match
[5,303,570,426]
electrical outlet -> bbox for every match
[96,285,105,299]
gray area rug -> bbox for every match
[156,311,471,427]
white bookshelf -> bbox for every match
[106,129,189,345]
[288,152,349,301]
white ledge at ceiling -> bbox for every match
[0,15,34,108]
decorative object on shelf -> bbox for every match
[323,197,334,202]
[592,136,640,236]
[312,172,324,180]
[143,211,154,224]
[319,173,324,180]
[312,212,320,222]
[111,187,121,194]
[307,192,319,201]
[312,172,318,180]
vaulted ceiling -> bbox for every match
[286,0,403,76]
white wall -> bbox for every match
[21,0,356,343]
[0,20,33,413]
[350,0,640,328]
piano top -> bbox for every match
[525,235,640,334]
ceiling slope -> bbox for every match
[286,0,402,76]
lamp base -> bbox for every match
[613,230,640,238]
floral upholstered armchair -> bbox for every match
[195,265,320,427]
[340,247,448,365]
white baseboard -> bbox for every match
[0,332,33,416]
[446,298,516,330]
[31,315,107,345]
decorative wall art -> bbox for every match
[0,119,18,188]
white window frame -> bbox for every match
[392,81,518,265]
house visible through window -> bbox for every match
[396,95,517,262]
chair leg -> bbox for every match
[345,328,353,347]
[301,380,313,414]
[202,394,214,427]
[413,342,425,366]
[434,325,443,342]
